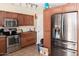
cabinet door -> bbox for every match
[4,12,18,19]
[21,38,27,48]
[0,37,6,55]
[11,13,18,19]
[21,33,27,48]
[0,11,4,26]
[24,15,34,26]
[44,14,51,31]
[29,16,34,26]
[18,14,24,26]
[24,15,28,26]
[62,4,77,12]
[21,37,36,48]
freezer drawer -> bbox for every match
[53,39,77,50]
[52,47,77,56]
[61,41,77,50]
[66,49,77,56]
[53,39,61,47]
[52,47,66,56]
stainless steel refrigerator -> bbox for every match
[51,11,77,56]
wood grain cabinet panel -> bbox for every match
[0,11,18,26]
[18,14,24,26]
[50,6,63,15]
[23,15,28,26]
[0,11,4,26]
[0,11,34,26]
[44,13,51,32]
[21,38,28,47]
[27,15,34,26]
[21,32,36,48]
[62,3,77,12]
[30,16,34,26]
[0,37,6,55]
[23,15,34,26]
[4,12,18,19]
[44,31,51,48]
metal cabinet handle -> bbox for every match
[72,51,76,53]
[72,43,76,45]
[62,49,66,52]
[62,43,67,44]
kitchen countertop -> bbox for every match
[0,31,36,37]
[0,35,6,37]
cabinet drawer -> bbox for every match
[27,37,36,41]
[21,37,36,47]
[53,48,77,56]
[61,42,77,50]
[53,40,77,50]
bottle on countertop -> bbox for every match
[17,29,23,33]
[29,28,32,32]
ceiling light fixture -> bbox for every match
[25,3,38,9]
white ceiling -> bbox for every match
[9,3,66,9]
[36,3,66,8]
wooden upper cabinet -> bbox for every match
[18,14,34,26]
[30,16,34,26]
[50,6,63,15]
[0,11,4,26]
[44,11,51,32]
[4,12,18,19]
[0,11,34,26]
[24,15,34,26]
[62,3,77,12]
[18,14,24,26]
[23,15,28,26]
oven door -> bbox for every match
[7,35,20,48]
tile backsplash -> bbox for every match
[17,26,35,32]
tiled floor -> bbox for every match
[6,45,41,56]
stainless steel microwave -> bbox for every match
[4,18,17,27]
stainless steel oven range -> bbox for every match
[7,35,20,53]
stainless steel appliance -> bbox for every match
[62,12,77,42]
[53,47,77,56]
[7,35,20,53]
[4,18,17,27]
[3,18,20,53]
[3,28,17,36]
[51,11,77,56]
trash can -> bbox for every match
[36,44,40,52]
[36,38,44,52]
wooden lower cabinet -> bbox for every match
[21,32,36,48]
[0,37,6,55]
